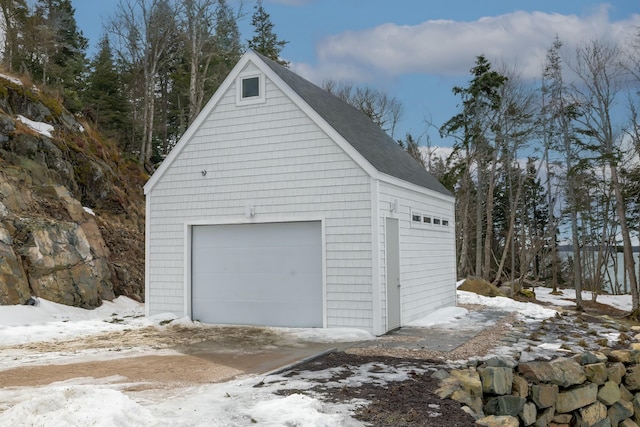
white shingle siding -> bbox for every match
[147,66,374,329]
[378,181,456,329]
[146,54,457,335]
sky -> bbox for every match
[71,0,640,152]
[0,287,625,425]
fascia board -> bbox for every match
[378,172,455,204]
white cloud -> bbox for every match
[295,6,640,84]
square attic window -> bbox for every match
[242,76,260,98]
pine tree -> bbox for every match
[83,35,128,142]
[20,0,88,111]
[247,0,288,66]
[0,0,28,72]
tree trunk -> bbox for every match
[610,164,639,311]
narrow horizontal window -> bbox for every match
[423,216,431,224]
[442,220,449,226]
[412,214,421,222]
[433,218,441,225]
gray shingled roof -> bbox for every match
[257,53,452,196]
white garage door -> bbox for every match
[191,221,323,327]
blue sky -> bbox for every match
[72,1,640,152]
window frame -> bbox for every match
[236,71,266,106]
[410,209,451,230]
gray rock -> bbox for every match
[584,363,608,385]
[598,381,622,406]
[626,365,640,391]
[519,357,586,387]
[485,356,519,369]
[512,375,529,398]
[608,363,626,384]
[530,383,559,409]
[520,402,537,426]
[609,400,634,426]
[620,418,640,427]
[480,367,513,395]
[534,406,555,427]
[557,383,598,413]
[484,396,526,417]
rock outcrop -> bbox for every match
[0,73,146,308]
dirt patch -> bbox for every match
[0,324,341,390]
[0,355,242,390]
[278,352,476,426]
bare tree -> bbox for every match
[571,39,639,314]
[543,37,586,309]
[323,80,403,138]
[109,0,179,168]
[182,0,243,124]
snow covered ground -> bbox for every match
[0,287,632,426]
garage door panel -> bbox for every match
[191,221,322,328]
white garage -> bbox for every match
[191,221,323,327]
[144,51,456,335]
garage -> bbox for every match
[191,221,323,328]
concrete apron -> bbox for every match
[379,308,512,352]
[177,308,511,376]
[177,339,356,376]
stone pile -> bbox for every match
[436,350,640,427]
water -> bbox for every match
[559,250,640,294]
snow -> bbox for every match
[0,286,631,426]
[16,114,54,138]
[83,206,95,216]
[0,73,23,86]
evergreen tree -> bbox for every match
[20,0,88,111]
[398,133,426,167]
[247,0,288,66]
[0,0,28,72]
[213,0,242,81]
[83,35,128,142]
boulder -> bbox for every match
[519,358,586,387]
[535,407,555,427]
[620,418,640,427]
[512,375,529,398]
[476,415,520,427]
[520,402,537,426]
[480,367,513,395]
[531,383,559,409]
[598,381,621,406]
[584,363,608,385]
[608,363,626,384]
[556,383,598,413]
[458,277,506,297]
[626,365,640,391]
[609,350,632,364]
[484,396,526,417]
[577,401,608,427]
[609,400,634,426]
